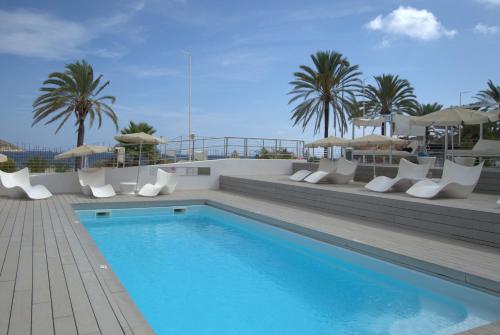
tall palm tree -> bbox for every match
[361,74,418,135]
[410,102,443,116]
[32,60,118,169]
[475,80,500,110]
[408,102,443,141]
[288,51,361,157]
[119,121,159,165]
[474,80,500,136]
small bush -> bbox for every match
[25,156,49,173]
[0,158,17,172]
[54,162,70,173]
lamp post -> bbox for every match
[182,50,192,161]
[459,90,472,145]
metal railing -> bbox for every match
[0,136,306,174]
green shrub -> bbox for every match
[0,158,16,172]
[54,162,70,173]
[25,156,48,173]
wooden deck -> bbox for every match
[1,192,499,335]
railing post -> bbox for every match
[224,137,228,158]
[244,138,248,158]
[275,139,278,159]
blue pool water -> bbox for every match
[77,205,500,335]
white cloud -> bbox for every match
[366,6,457,42]
[0,10,93,59]
[474,23,499,34]
[476,0,500,5]
[0,5,144,60]
[127,66,180,78]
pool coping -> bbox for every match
[70,196,500,335]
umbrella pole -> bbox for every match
[451,126,455,162]
[372,148,376,178]
[444,126,448,165]
[135,143,142,192]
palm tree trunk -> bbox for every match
[75,119,85,171]
[323,103,329,158]
[381,122,386,136]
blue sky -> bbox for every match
[0,0,499,148]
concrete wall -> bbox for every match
[293,162,500,194]
[26,159,296,194]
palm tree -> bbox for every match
[119,121,159,165]
[474,80,500,136]
[361,74,418,135]
[410,102,443,116]
[32,60,118,169]
[408,103,443,141]
[475,80,500,110]
[288,51,361,157]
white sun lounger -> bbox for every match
[302,159,337,183]
[78,168,116,198]
[289,158,336,182]
[0,168,52,199]
[304,158,357,184]
[138,169,177,197]
[365,159,430,193]
[328,158,358,184]
[406,160,484,199]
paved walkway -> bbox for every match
[0,191,499,334]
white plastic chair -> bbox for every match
[303,159,337,184]
[289,158,335,182]
[454,156,476,167]
[327,158,358,184]
[406,160,484,199]
[138,169,177,197]
[0,168,52,199]
[365,159,430,193]
[78,169,116,198]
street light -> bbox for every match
[182,50,192,161]
[459,90,472,106]
[458,90,472,145]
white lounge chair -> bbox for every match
[365,159,430,193]
[0,168,52,199]
[327,158,358,184]
[304,158,357,184]
[138,169,177,197]
[406,160,484,199]
[454,156,476,166]
[78,169,116,198]
[452,139,500,159]
[289,158,335,182]
[303,159,337,183]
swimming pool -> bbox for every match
[77,205,500,335]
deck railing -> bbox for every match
[0,136,306,173]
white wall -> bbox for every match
[27,159,297,194]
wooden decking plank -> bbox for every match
[7,200,33,335]
[32,201,51,305]
[0,198,11,233]
[56,195,127,335]
[32,302,54,335]
[0,281,15,334]
[62,263,100,335]
[0,201,25,282]
[8,289,31,335]
[41,199,75,325]
[53,315,77,335]
[0,200,19,270]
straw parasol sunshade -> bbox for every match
[346,134,407,177]
[114,132,166,191]
[411,107,495,126]
[55,145,110,160]
[305,136,347,148]
[0,153,7,163]
[411,107,497,159]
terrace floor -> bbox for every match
[0,191,499,335]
